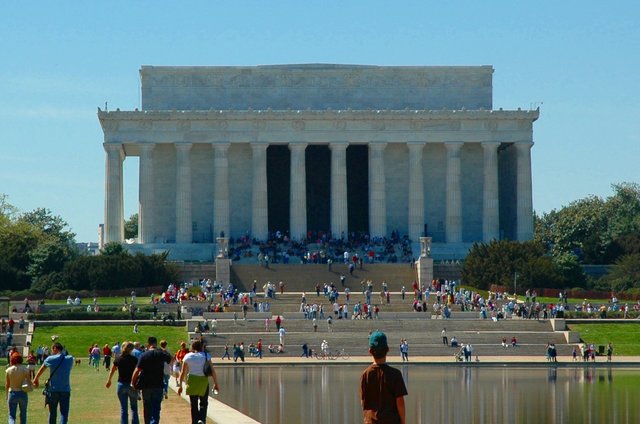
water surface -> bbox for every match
[214,365,640,424]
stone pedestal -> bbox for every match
[215,258,231,285]
[417,256,434,288]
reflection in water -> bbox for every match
[214,366,640,424]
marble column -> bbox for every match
[175,143,193,244]
[213,143,230,239]
[330,142,348,239]
[138,144,155,243]
[368,143,387,238]
[445,142,464,243]
[289,143,307,241]
[482,142,500,242]
[515,142,534,241]
[104,143,124,243]
[251,143,269,241]
[407,142,425,241]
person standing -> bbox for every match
[131,337,171,424]
[33,341,74,424]
[441,328,448,346]
[106,342,140,424]
[278,327,286,347]
[6,352,33,424]
[178,339,219,424]
[607,342,614,362]
[360,331,408,424]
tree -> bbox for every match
[603,254,640,292]
[462,240,577,291]
[124,213,138,240]
[100,242,128,256]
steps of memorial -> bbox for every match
[200,317,555,333]
[230,264,417,292]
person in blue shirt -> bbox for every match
[34,341,75,424]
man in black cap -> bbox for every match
[360,331,408,424]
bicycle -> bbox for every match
[333,349,349,360]
[314,350,333,360]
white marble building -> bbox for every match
[98,64,538,259]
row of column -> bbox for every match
[103,141,533,244]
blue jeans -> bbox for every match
[48,391,71,424]
[141,388,164,424]
[7,391,28,424]
[117,382,140,424]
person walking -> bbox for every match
[6,352,33,424]
[90,344,101,371]
[178,339,220,424]
[131,337,172,424]
[105,341,140,424]
[360,332,408,424]
[33,341,74,424]
[103,343,113,371]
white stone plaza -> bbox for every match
[98,64,538,260]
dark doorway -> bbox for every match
[267,145,290,236]
[306,145,331,237]
[347,145,369,234]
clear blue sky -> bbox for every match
[1,1,638,242]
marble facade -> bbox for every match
[98,65,538,256]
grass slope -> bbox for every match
[568,323,640,355]
[30,325,189,358]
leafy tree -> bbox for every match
[462,240,580,291]
[100,242,128,256]
[125,213,138,240]
[603,254,640,292]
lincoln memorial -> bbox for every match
[98,64,538,260]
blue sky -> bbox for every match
[1,1,639,241]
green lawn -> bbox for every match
[30,324,189,358]
[44,296,153,305]
[568,323,640,355]
[0,356,129,423]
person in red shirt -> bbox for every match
[102,344,113,370]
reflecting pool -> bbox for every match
[214,365,640,424]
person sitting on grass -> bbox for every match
[360,331,408,424]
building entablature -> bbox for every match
[98,108,538,147]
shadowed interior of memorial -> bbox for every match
[306,146,330,236]
[267,145,291,234]
[347,145,369,234]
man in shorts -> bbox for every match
[360,331,407,424]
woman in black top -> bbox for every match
[106,342,140,424]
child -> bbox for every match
[360,331,408,424]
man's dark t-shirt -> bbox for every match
[114,354,138,385]
[136,348,171,389]
[360,363,408,424]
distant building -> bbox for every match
[98,64,538,260]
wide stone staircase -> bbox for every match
[184,290,575,359]
[197,316,571,359]
[229,263,417,291]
